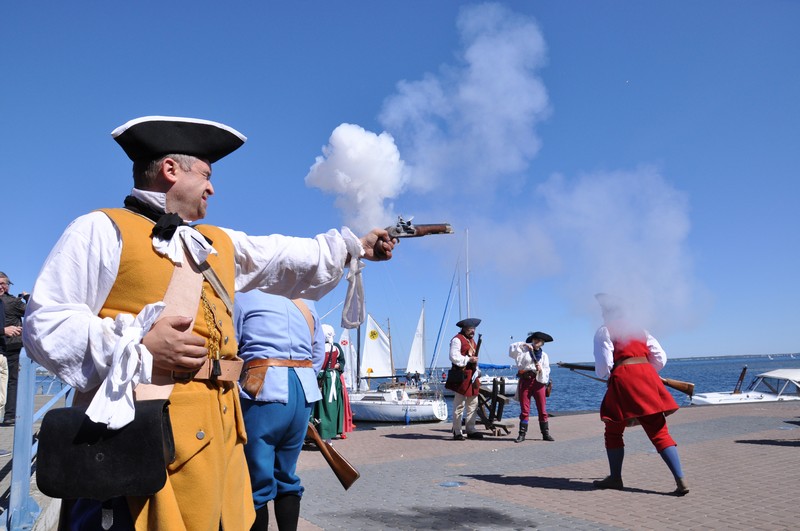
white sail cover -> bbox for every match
[406,304,426,375]
[361,314,393,378]
[338,328,358,390]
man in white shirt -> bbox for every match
[445,318,483,440]
[23,116,396,530]
[508,331,554,442]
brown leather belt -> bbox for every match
[244,358,313,370]
[613,356,648,370]
[172,358,244,382]
[240,358,313,398]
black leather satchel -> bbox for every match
[37,399,176,500]
[444,366,465,392]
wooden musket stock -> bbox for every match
[407,223,454,237]
[306,423,360,490]
[557,361,695,397]
[660,377,695,397]
[469,334,483,385]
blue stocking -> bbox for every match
[607,448,624,479]
[659,445,684,479]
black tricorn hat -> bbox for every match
[526,331,553,343]
[111,116,247,163]
[456,318,481,329]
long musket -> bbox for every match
[557,361,695,397]
[470,333,483,383]
[306,423,360,490]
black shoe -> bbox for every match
[1,420,14,427]
[466,432,484,440]
[673,477,689,496]
[593,476,624,490]
[453,432,465,441]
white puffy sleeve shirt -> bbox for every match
[449,336,469,367]
[593,326,667,379]
[23,211,358,393]
[508,342,550,384]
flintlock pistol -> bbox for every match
[385,216,454,238]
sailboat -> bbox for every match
[406,301,427,379]
[396,301,436,397]
[348,313,448,423]
[338,328,358,391]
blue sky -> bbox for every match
[2,1,798,367]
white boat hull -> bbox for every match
[480,376,518,397]
[691,392,800,405]
[691,368,800,406]
[349,390,448,423]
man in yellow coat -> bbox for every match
[23,116,396,530]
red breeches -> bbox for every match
[518,375,548,423]
[604,412,676,452]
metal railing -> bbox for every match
[3,349,72,530]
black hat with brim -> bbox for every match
[526,331,553,343]
[112,116,247,163]
[456,318,481,329]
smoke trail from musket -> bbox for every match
[304,2,705,334]
[305,3,548,232]
[536,166,708,333]
[305,123,407,231]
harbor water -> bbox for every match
[399,353,800,425]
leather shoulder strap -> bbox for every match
[291,299,315,343]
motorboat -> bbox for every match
[691,368,800,405]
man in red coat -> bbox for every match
[592,293,689,495]
[445,318,483,440]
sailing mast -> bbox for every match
[428,266,459,374]
[465,228,471,318]
[356,323,362,391]
[387,318,396,379]
[421,299,425,374]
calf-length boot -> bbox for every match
[250,504,269,531]
[539,421,554,441]
[515,421,528,443]
[274,494,302,531]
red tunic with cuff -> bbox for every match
[600,335,679,424]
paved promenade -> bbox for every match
[1,400,798,530]
[293,401,799,530]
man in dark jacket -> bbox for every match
[0,272,27,426]
[0,297,6,354]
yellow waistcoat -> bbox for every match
[97,208,255,531]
